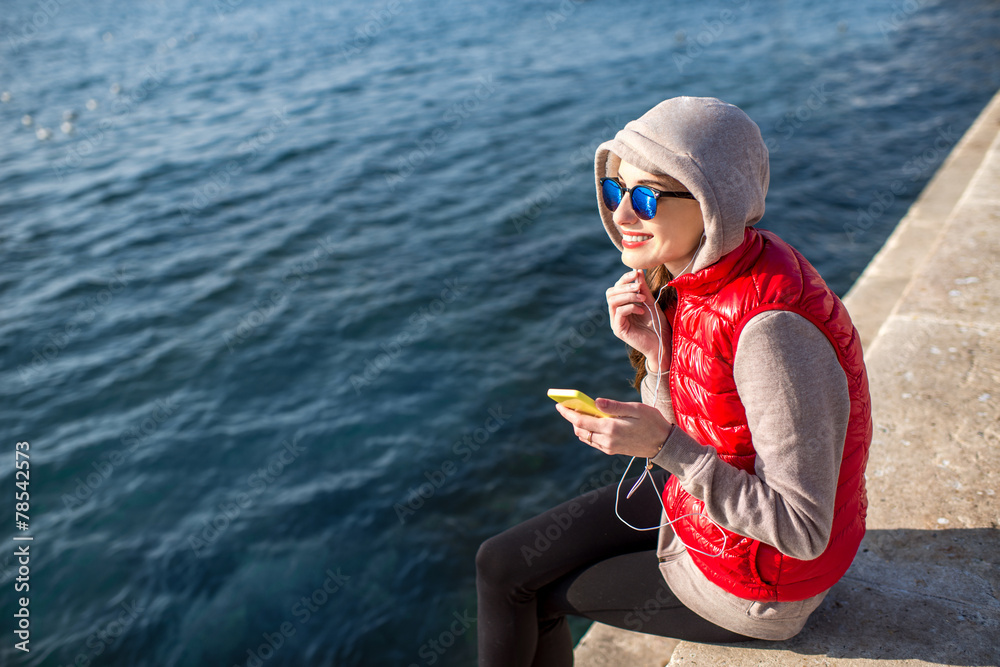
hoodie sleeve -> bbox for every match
[640,361,677,423]
[649,310,849,560]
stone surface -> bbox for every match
[573,622,678,667]
[842,88,1000,353]
[575,91,1000,667]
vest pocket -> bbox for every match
[753,542,782,587]
[745,597,814,621]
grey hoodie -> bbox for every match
[595,96,770,275]
[593,97,852,640]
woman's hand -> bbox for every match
[554,397,674,458]
[606,270,671,372]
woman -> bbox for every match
[476,96,872,666]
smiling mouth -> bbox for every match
[621,233,653,248]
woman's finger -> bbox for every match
[554,402,606,433]
[632,277,668,331]
[609,289,647,323]
[635,275,654,301]
[605,285,642,307]
[612,305,648,334]
[611,304,660,355]
[613,269,643,287]
[606,290,646,312]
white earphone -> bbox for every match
[611,234,729,558]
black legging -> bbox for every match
[475,467,753,666]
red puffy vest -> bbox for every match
[661,227,872,602]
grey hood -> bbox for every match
[594,97,770,275]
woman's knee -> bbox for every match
[476,532,525,588]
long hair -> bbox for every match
[628,264,676,392]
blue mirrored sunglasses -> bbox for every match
[600,177,696,220]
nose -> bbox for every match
[612,193,640,227]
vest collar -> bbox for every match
[669,228,764,295]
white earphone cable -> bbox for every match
[611,239,729,558]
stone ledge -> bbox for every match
[573,623,678,667]
[842,88,1000,353]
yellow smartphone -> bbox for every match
[547,388,611,418]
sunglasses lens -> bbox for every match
[601,179,623,211]
[632,187,657,220]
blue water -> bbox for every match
[1,0,998,664]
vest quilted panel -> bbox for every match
[662,228,872,602]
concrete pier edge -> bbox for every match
[574,89,1000,666]
[841,88,1000,355]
